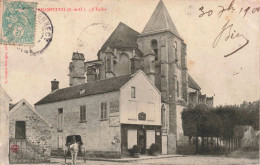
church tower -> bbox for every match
[137,0,188,153]
[69,52,86,86]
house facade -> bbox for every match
[35,71,162,156]
[67,0,213,154]
[9,99,52,163]
[0,85,12,164]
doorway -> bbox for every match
[138,129,146,154]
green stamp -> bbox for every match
[0,1,37,45]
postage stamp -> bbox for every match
[16,9,54,55]
[0,1,37,45]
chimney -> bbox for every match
[51,79,59,92]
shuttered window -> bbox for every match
[58,108,63,131]
[80,105,86,122]
[101,102,107,120]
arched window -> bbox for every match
[151,39,158,61]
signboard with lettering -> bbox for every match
[138,112,146,121]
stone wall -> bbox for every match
[9,103,51,163]
[0,87,11,165]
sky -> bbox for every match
[0,0,259,106]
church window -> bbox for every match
[151,39,158,61]
[174,41,178,62]
[106,56,112,72]
[161,105,166,127]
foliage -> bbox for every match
[150,143,160,153]
[132,145,141,153]
[182,100,259,140]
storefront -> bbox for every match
[121,124,162,155]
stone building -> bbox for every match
[0,85,12,165]
[35,70,162,156]
[67,0,213,154]
[9,99,52,163]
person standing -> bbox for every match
[70,136,79,165]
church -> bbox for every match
[35,0,213,156]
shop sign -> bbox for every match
[138,112,146,121]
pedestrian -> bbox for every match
[70,136,79,165]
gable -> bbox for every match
[120,70,160,95]
[100,22,140,51]
[10,99,52,128]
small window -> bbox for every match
[15,121,26,139]
[80,105,86,122]
[58,108,63,131]
[58,108,63,114]
[101,102,108,120]
[131,86,136,98]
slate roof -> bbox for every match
[100,22,140,51]
[188,74,201,91]
[142,0,181,39]
[35,74,132,105]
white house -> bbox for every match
[35,70,161,156]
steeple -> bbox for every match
[141,0,181,39]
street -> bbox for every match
[47,156,259,165]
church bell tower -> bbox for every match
[137,0,188,154]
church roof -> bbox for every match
[35,74,132,105]
[142,0,181,39]
[188,74,201,91]
[100,22,140,51]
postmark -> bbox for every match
[0,1,37,45]
[76,23,114,57]
[16,9,53,55]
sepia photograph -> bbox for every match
[0,0,259,164]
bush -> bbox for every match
[150,143,160,153]
[132,145,141,153]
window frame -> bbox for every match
[100,102,108,120]
[15,121,26,139]
[131,86,136,98]
[57,108,63,132]
[80,105,87,122]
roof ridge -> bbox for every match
[118,22,140,34]
[35,74,133,105]
[100,22,140,51]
